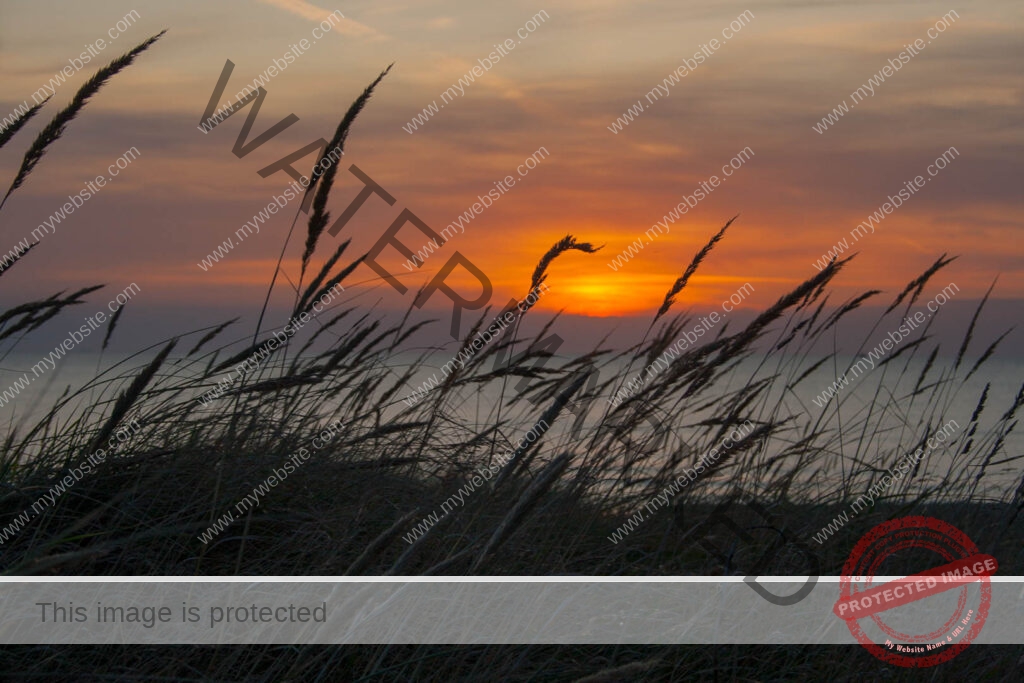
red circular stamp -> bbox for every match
[833,516,996,667]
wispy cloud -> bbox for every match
[427,17,455,30]
[254,0,385,39]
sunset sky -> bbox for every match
[1,0,1021,324]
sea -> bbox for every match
[2,351,1020,491]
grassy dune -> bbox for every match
[1,35,1021,577]
[0,35,1021,679]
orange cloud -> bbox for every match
[253,0,385,39]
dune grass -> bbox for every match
[1,643,1023,682]
[0,41,1021,679]
[0,45,1021,578]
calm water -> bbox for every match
[3,350,1021,489]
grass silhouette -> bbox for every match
[0,36,1021,680]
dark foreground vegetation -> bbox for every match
[0,32,1021,681]
[0,644,1022,681]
